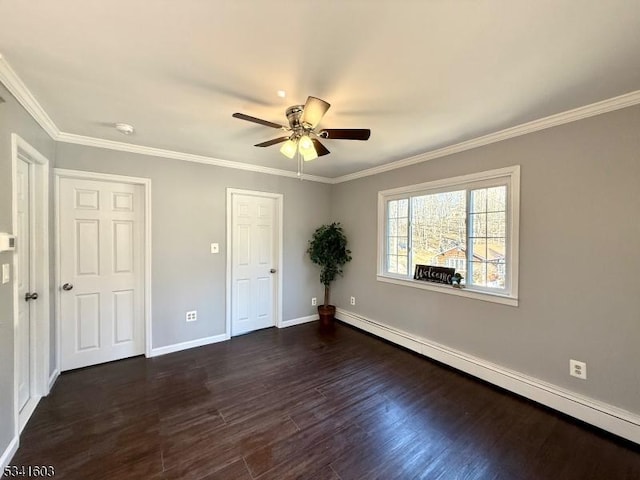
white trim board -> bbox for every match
[149,334,229,357]
[0,54,59,138]
[278,315,318,328]
[1,54,639,185]
[0,436,19,476]
[45,90,640,185]
[57,132,334,184]
[226,188,284,338]
[53,168,153,367]
[331,90,640,184]
[336,308,640,445]
[151,314,317,357]
[48,369,59,393]
[11,134,51,438]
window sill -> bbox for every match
[376,274,518,307]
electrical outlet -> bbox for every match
[350,296,356,306]
[311,297,317,306]
[186,310,197,322]
[2,264,9,284]
[570,359,587,379]
[210,243,219,254]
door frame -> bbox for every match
[54,168,153,369]
[226,188,283,336]
[11,134,50,435]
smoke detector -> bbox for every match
[115,123,134,135]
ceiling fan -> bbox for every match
[232,96,371,161]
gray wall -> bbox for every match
[55,144,332,348]
[331,104,640,414]
[0,84,55,460]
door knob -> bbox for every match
[270,269,277,274]
[62,283,74,291]
[25,292,38,301]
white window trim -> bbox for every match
[377,165,520,307]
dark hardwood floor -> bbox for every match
[11,322,640,479]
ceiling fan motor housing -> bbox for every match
[285,105,305,135]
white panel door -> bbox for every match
[231,193,278,335]
[16,158,33,412]
[59,178,144,370]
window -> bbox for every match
[377,166,519,305]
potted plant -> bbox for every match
[307,222,352,326]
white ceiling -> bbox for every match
[1,1,639,179]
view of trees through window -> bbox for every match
[386,185,507,288]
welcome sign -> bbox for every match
[414,264,455,285]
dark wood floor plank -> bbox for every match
[252,422,369,480]
[162,412,299,475]
[10,321,640,480]
[196,458,254,480]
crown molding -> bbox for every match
[56,132,334,184]
[64,85,638,185]
[0,53,332,183]
[2,53,638,185]
[0,54,60,138]
[332,89,640,184]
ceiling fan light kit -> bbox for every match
[279,139,297,159]
[302,149,317,162]
[233,96,371,177]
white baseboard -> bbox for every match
[149,333,229,357]
[148,317,319,357]
[0,436,19,475]
[47,369,59,394]
[278,314,318,328]
[336,308,640,445]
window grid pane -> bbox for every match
[388,236,398,255]
[387,255,398,273]
[469,186,507,288]
[386,199,409,276]
[397,255,408,275]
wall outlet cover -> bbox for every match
[2,264,9,284]
[186,310,197,322]
[570,359,587,380]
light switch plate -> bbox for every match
[211,243,219,254]
[2,264,9,284]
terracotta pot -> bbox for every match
[318,304,336,327]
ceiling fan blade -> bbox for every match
[301,96,331,128]
[312,139,330,157]
[232,112,285,129]
[320,129,371,140]
[254,137,290,147]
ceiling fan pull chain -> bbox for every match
[297,150,304,180]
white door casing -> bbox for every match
[11,134,51,436]
[16,158,33,413]
[58,176,145,370]
[227,189,283,336]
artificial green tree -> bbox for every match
[307,222,352,308]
